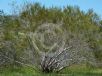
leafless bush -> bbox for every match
[26,23,96,73]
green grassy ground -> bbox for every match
[0,65,102,76]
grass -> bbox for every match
[0,64,102,76]
[0,66,40,76]
[60,64,102,76]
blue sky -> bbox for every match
[0,0,102,17]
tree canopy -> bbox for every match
[0,3,102,71]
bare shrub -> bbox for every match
[26,23,95,73]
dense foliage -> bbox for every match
[0,3,102,72]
